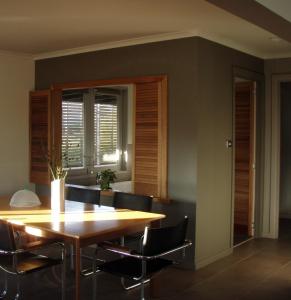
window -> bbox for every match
[61,88,122,173]
[62,91,84,168]
[94,95,118,165]
[31,76,166,198]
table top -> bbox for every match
[0,198,165,243]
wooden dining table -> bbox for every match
[0,197,165,300]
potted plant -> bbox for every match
[96,169,117,190]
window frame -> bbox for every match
[62,97,85,169]
[93,92,121,167]
[51,75,168,201]
[61,88,123,178]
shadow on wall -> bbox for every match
[154,199,196,269]
[280,82,291,219]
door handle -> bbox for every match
[225,140,232,148]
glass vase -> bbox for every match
[51,178,65,212]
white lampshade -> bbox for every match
[10,190,41,207]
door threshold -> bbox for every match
[233,236,254,248]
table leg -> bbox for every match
[150,219,162,298]
[74,239,81,300]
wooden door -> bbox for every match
[234,81,255,237]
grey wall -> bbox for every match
[35,37,264,268]
[195,39,264,266]
[0,52,34,196]
[280,82,291,217]
[264,58,291,234]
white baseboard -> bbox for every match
[195,248,233,269]
[261,231,277,239]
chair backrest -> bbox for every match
[0,219,16,252]
[113,192,152,212]
[66,185,101,205]
[142,216,188,256]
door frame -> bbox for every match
[233,79,256,243]
[231,67,265,246]
[269,74,291,238]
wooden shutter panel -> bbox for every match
[133,78,168,200]
[29,90,51,185]
[51,88,63,173]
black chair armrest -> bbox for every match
[146,240,192,260]
[99,242,142,259]
[15,240,64,254]
[99,240,192,261]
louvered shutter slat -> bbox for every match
[94,100,118,165]
[62,99,84,168]
[29,90,51,184]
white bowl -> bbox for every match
[10,190,41,207]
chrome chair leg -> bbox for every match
[71,244,104,276]
[70,245,84,270]
[14,275,20,300]
[119,235,151,291]
[70,245,82,271]
[80,249,83,271]
[81,247,104,277]
[70,244,74,270]
[182,248,186,259]
[80,244,104,277]
[121,278,150,291]
[120,234,151,291]
[141,280,145,300]
[62,245,67,300]
[141,260,146,300]
[81,267,101,277]
[0,272,8,299]
[92,247,98,300]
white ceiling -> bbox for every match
[1,0,291,59]
[255,0,291,23]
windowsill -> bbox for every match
[65,164,119,177]
[91,181,133,194]
[66,170,131,186]
[65,182,170,203]
[65,181,132,197]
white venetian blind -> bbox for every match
[94,94,118,165]
[62,91,84,168]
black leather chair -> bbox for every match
[66,184,101,274]
[93,216,191,300]
[113,192,152,212]
[66,185,101,205]
[0,219,66,300]
[112,192,153,251]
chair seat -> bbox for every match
[98,256,172,280]
[0,252,62,274]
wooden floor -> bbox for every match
[3,236,291,299]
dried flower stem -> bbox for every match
[40,138,67,180]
